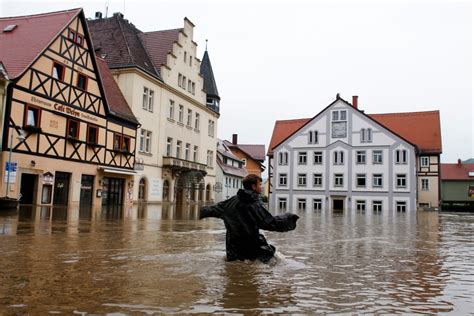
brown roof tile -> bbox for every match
[95,56,138,125]
[267,109,442,156]
[0,8,81,79]
[368,110,442,153]
[139,29,181,72]
[267,118,310,156]
[441,163,474,180]
[224,140,266,162]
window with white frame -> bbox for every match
[194,113,200,130]
[178,74,182,87]
[366,128,372,142]
[207,150,213,167]
[334,174,344,187]
[187,109,192,127]
[178,105,184,123]
[314,151,323,164]
[396,149,408,164]
[298,152,307,165]
[278,198,287,211]
[396,174,407,188]
[279,152,288,165]
[139,129,152,153]
[420,156,429,167]
[373,200,382,212]
[297,198,306,211]
[373,174,383,187]
[297,173,307,187]
[396,201,407,212]
[176,140,182,158]
[142,87,154,112]
[356,174,366,187]
[188,79,192,92]
[308,130,318,144]
[331,110,347,138]
[313,173,322,187]
[193,146,198,162]
[208,120,215,137]
[168,100,175,120]
[373,150,383,164]
[166,137,173,156]
[279,173,287,186]
[421,178,429,191]
[361,128,366,142]
[333,151,344,165]
[356,200,366,212]
[182,76,186,88]
[185,143,190,160]
[313,199,322,211]
[356,151,366,164]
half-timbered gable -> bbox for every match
[0,9,139,207]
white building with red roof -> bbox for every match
[267,95,442,212]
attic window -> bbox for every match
[3,24,17,32]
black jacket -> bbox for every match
[200,189,299,263]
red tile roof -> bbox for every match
[139,29,181,72]
[0,8,81,79]
[267,118,310,156]
[441,163,474,181]
[95,57,138,124]
[368,110,441,154]
[267,110,442,156]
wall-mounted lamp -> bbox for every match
[30,160,36,167]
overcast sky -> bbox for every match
[1,0,472,163]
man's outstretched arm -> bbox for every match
[255,204,299,232]
[199,200,226,219]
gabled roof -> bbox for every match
[95,57,138,125]
[0,8,81,79]
[139,29,181,73]
[267,118,310,156]
[441,163,474,181]
[224,140,265,162]
[200,50,219,99]
[88,15,160,79]
[368,111,442,154]
[267,98,442,156]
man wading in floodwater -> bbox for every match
[200,174,299,263]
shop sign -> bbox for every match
[4,162,17,183]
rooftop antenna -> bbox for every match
[105,0,109,18]
[205,39,208,51]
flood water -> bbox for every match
[0,204,473,314]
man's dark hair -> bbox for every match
[243,174,262,190]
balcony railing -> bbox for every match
[163,156,207,173]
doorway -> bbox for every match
[332,198,344,213]
[20,173,38,204]
[80,175,94,209]
[53,172,71,206]
[102,177,124,206]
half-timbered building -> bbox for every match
[0,9,139,208]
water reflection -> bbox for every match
[0,205,473,314]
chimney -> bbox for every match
[352,95,358,109]
[457,159,462,166]
[95,11,103,19]
[232,134,238,145]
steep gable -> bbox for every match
[0,8,81,79]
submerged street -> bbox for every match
[0,205,473,314]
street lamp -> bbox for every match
[4,129,25,198]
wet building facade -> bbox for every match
[89,13,220,205]
[0,9,139,208]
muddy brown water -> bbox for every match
[0,204,473,314]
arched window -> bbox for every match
[163,180,170,202]
[138,178,146,201]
